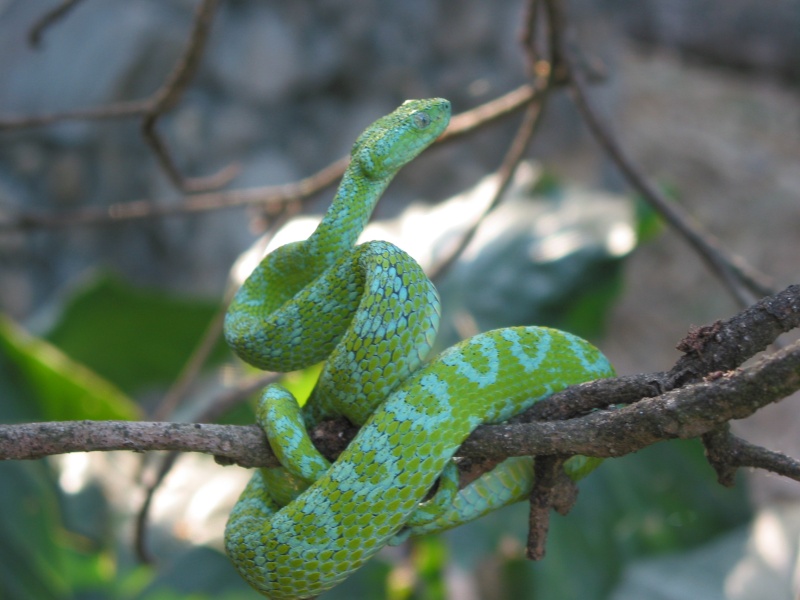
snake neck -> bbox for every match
[303,162,394,264]
[224,165,394,370]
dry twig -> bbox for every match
[28,0,84,47]
[3,0,231,193]
[430,97,547,282]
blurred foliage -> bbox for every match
[0,315,139,422]
[45,275,229,395]
[436,170,649,348]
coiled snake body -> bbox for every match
[224,98,613,599]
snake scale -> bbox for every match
[223,98,614,599]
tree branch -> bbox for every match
[702,426,800,486]
[1,336,797,470]
[527,456,577,560]
[2,287,799,483]
[463,337,800,461]
[521,283,800,421]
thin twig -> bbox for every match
[519,0,543,70]
[0,82,535,136]
[138,0,234,192]
[133,370,279,561]
[0,155,350,232]
[0,99,147,129]
[703,426,800,486]
[3,0,231,193]
[527,456,576,560]
[568,68,771,305]
[543,0,775,306]
[5,79,542,228]
[139,205,299,559]
[149,304,229,422]
[429,97,547,282]
[28,0,85,48]
[134,450,180,564]
[439,84,537,143]
[0,84,543,233]
[149,199,299,421]
[428,0,552,283]
[141,120,240,193]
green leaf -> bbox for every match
[0,461,69,600]
[136,547,257,599]
[435,179,640,348]
[0,315,139,421]
[280,362,324,408]
[633,194,665,244]
[45,274,227,394]
[411,535,448,600]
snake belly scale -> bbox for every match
[223,98,614,599]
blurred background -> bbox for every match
[1,0,799,598]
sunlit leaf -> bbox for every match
[0,315,139,421]
[280,362,324,408]
[0,462,69,599]
[45,274,227,394]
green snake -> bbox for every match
[223,98,614,599]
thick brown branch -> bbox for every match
[471,339,800,463]
[2,336,798,468]
[521,284,800,421]
[0,420,272,465]
[2,286,799,468]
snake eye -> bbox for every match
[412,111,431,130]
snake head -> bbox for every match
[350,98,451,180]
